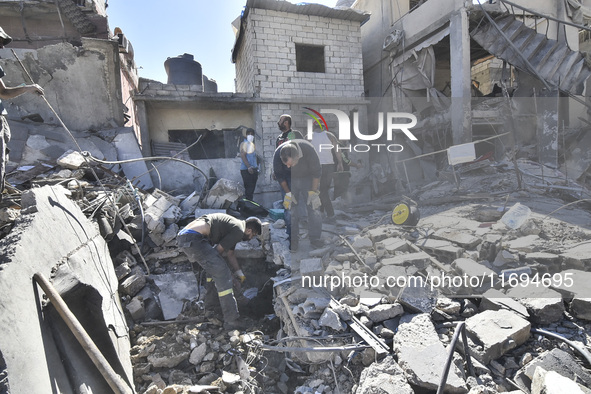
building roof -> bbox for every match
[231,0,371,63]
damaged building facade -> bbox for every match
[1,0,591,393]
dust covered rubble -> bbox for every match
[270,164,591,393]
[3,155,591,393]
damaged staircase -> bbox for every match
[472,15,591,95]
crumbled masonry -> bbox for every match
[2,154,591,393]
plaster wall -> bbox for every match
[148,107,254,144]
[0,38,125,132]
[0,185,132,394]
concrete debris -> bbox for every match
[4,147,591,394]
[465,309,531,364]
[393,313,468,393]
[532,367,585,394]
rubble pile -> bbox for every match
[2,155,591,393]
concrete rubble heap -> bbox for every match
[2,150,591,394]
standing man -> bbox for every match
[239,128,258,201]
[0,27,44,199]
[273,140,323,250]
[310,127,343,223]
[177,213,262,330]
[275,114,303,148]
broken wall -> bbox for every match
[0,185,133,393]
[0,38,125,132]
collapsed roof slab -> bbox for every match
[0,185,133,393]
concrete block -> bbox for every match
[126,296,145,321]
[119,273,146,297]
[479,288,530,318]
[531,367,584,394]
[396,281,438,314]
[366,227,390,243]
[56,149,86,169]
[393,314,467,393]
[506,286,564,324]
[234,240,265,259]
[300,258,323,277]
[516,348,591,389]
[419,238,464,261]
[114,262,131,280]
[318,308,345,331]
[560,244,591,269]
[570,298,591,320]
[367,303,404,323]
[379,237,409,253]
[351,235,373,250]
[465,309,531,364]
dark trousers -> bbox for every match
[319,164,335,217]
[0,117,10,198]
[241,169,258,201]
[177,232,239,323]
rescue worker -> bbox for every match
[177,213,262,330]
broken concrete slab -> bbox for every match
[432,228,481,249]
[504,234,541,253]
[560,244,591,270]
[464,309,531,365]
[151,272,200,320]
[380,251,431,269]
[417,238,464,262]
[355,356,414,394]
[113,128,154,190]
[56,149,87,169]
[377,237,409,254]
[0,185,133,393]
[451,258,494,293]
[531,367,585,394]
[366,303,404,323]
[300,258,324,277]
[393,313,467,393]
[203,178,244,209]
[515,348,591,390]
[506,286,565,324]
[479,288,530,319]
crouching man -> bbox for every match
[177,213,262,330]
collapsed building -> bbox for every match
[1,0,591,393]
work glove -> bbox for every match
[307,190,321,210]
[234,269,246,283]
[283,192,296,210]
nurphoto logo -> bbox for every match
[303,107,418,153]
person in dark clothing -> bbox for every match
[177,213,262,330]
[0,27,44,200]
[273,140,323,250]
[275,114,304,148]
[239,128,258,200]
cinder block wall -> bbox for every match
[236,8,364,98]
[235,7,366,205]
